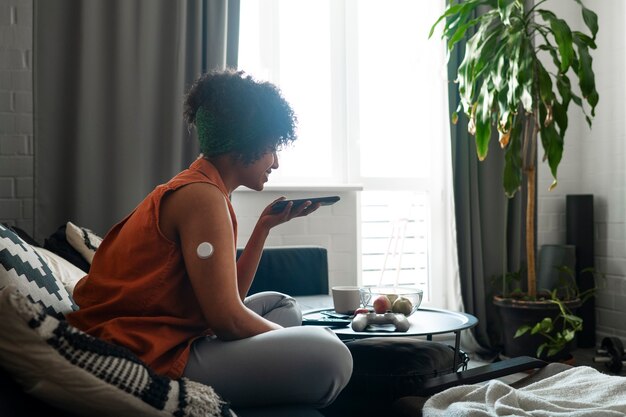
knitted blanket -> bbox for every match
[423,366,626,417]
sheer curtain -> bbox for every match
[33,0,240,240]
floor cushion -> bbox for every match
[322,337,466,417]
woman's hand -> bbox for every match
[258,197,321,229]
[236,197,321,296]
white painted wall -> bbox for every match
[537,1,626,340]
[231,187,360,291]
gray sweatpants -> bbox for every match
[182,292,353,409]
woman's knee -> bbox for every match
[244,291,302,327]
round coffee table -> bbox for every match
[303,307,478,370]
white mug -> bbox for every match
[331,286,362,314]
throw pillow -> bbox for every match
[0,224,77,318]
[33,246,85,295]
[1,223,41,246]
[0,286,233,417]
[44,224,91,272]
[65,221,102,264]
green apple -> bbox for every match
[385,293,399,303]
[392,296,413,315]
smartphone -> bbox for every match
[270,196,340,214]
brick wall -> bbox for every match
[0,0,33,234]
[537,2,626,341]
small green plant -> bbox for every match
[514,295,582,358]
[514,266,600,358]
[491,267,524,298]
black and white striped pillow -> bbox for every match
[0,286,232,417]
[0,224,77,318]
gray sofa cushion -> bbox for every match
[238,246,329,296]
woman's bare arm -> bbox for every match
[160,183,280,340]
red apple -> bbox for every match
[354,307,370,315]
[373,295,392,313]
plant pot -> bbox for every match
[493,296,582,361]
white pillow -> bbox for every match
[0,285,233,417]
[33,246,85,295]
[65,221,103,264]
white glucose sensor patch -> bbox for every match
[196,242,214,259]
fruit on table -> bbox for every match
[392,296,413,315]
[385,293,398,303]
[373,295,392,313]
[354,307,370,315]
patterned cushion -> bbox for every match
[0,286,233,417]
[33,246,85,295]
[43,224,91,272]
[0,223,77,318]
[65,221,102,265]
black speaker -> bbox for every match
[566,194,595,347]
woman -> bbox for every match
[67,69,352,409]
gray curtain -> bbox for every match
[447,11,526,353]
[33,0,239,240]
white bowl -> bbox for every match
[359,286,423,316]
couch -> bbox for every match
[5,222,622,417]
[0,222,336,417]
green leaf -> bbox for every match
[447,21,475,50]
[573,31,597,49]
[497,0,520,25]
[503,115,523,197]
[536,35,562,71]
[537,62,553,104]
[540,116,563,187]
[429,0,493,41]
[472,19,503,80]
[572,37,598,116]
[550,18,575,72]
[562,314,583,325]
[538,317,553,333]
[556,74,572,105]
[563,329,576,342]
[537,344,547,358]
[475,84,492,161]
[429,3,465,39]
[574,0,599,40]
[552,100,568,136]
[547,346,561,357]
[514,324,532,338]
[506,37,523,109]
[537,10,574,73]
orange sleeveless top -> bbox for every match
[66,158,237,378]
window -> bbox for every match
[239,0,450,306]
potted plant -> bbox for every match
[430,0,599,359]
[515,266,599,360]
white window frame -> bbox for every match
[238,0,451,307]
